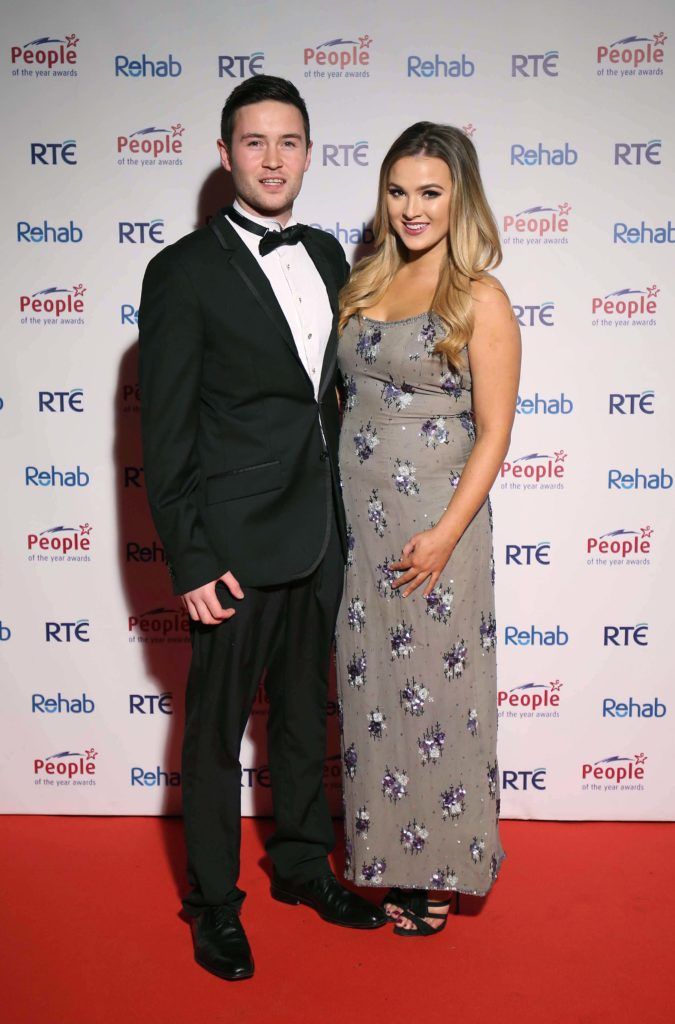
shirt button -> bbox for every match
[308,333,312,339]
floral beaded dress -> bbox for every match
[335,313,504,896]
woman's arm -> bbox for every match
[436,278,521,542]
[392,278,521,596]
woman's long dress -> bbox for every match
[335,313,504,895]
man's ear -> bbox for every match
[217,139,232,173]
[304,140,313,173]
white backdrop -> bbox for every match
[1,0,673,820]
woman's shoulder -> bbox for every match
[470,274,514,322]
[470,273,509,303]
[467,274,519,348]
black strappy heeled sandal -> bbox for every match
[381,887,414,919]
[392,890,460,937]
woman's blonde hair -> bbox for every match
[339,122,502,368]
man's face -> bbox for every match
[218,100,311,224]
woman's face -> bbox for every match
[386,154,452,257]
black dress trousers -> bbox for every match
[181,514,344,916]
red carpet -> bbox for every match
[1,817,672,1024]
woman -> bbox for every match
[335,122,520,936]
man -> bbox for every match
[138,76,385,982]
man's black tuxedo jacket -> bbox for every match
[138,211,350,596]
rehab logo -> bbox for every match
[596,32,666,77]
[502,203,571,245]
[613,219,674,244]
[120,303,139,327]
[504,625,569,647]
[308,220,374,245]
[116,124,185,166]
[126,538,165,564]
[516,392,574,415]
[130,765,181,786]
[27,523,92,564]
[17,219,83,243]
[608,466,672,490]
[10,33,79,77]
[25,464,90,487]
[33,748,98,787]
[581,753,647,792]
[303,35,373,80]
[602,696,666,719]
[128,606,190,644]
[586,526,653,567]
[499,450,567,491]
[407,51,476,78]
[591,284,659,327]
[32,692,95,714]
[510,141,577,166]
[498,680,562,719]
[114,53,182,77]
[19,284,86,326]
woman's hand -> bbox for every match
[390,526,457,597]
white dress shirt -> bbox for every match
[226,200,333,400]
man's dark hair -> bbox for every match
[220,76,311,149]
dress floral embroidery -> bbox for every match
[356,324,381,364]
[382,378,415,411]
[424,585,454,624]
[354,421,379,463]
[392,459,420,496]
[355,806,370,837]
[347,597,366,632]
[399,677,433,717]
[418,723,446,766]
[442,641,468,680]
[400,820,429,855]
[389,621,415,660]
[367,489,388,536]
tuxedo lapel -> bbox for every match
[301,232,338,317]
[301,231,342,400]
[209,213,307,377]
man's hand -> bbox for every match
[181,571,244,625]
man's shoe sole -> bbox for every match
[194,954,254,981]
[270,885,388,929]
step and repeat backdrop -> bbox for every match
[1,0,673,820]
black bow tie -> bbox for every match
[225,205,307,256]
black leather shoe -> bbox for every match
[190,905,254,981]
[271,870,387,929]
